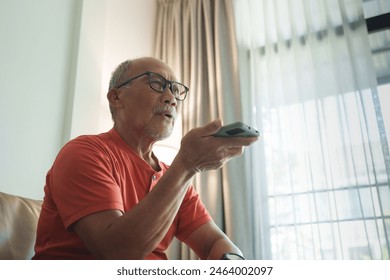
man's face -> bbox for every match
[115,58,181,141]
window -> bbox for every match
[234,0,390,259]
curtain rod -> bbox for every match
[366,12,390,33]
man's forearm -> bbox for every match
[207,237,244,260]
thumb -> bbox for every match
[203,118,223,135]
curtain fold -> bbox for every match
[234,0,390,259]
[155,0,256,259]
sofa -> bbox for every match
[0,191,42,259]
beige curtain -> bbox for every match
[155,0,255,259]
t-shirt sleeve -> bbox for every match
[49,137,124,229]
[175,185,213,241]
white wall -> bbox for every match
[0,0,81,199]
[0,0,160,200]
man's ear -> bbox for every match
[107,89,123,109]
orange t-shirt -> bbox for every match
[33,128,211,259]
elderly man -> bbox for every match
[33,57,258,260]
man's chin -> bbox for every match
[145,126,173,141]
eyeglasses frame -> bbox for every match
[115,71,189,101]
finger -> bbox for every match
[234,136,259,146]
[217,136,258,149]
[226,146,245,157]
[202,118,223,136]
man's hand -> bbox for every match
[175,119,259,174]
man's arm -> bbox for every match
[185,221,243,260]
[73,119,257,259]
[72,161,194,260]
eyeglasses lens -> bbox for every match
[148,73,187,101]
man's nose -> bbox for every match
[161,89,177,106]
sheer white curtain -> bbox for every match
[234,0,390,259]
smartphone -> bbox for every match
[213,121,260,137]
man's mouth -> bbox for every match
[154,106,177,120]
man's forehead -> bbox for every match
[129,57,176,79]
[130,57,168,72]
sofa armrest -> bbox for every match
[0,192,42,259]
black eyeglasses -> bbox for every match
[115,71,189,101]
